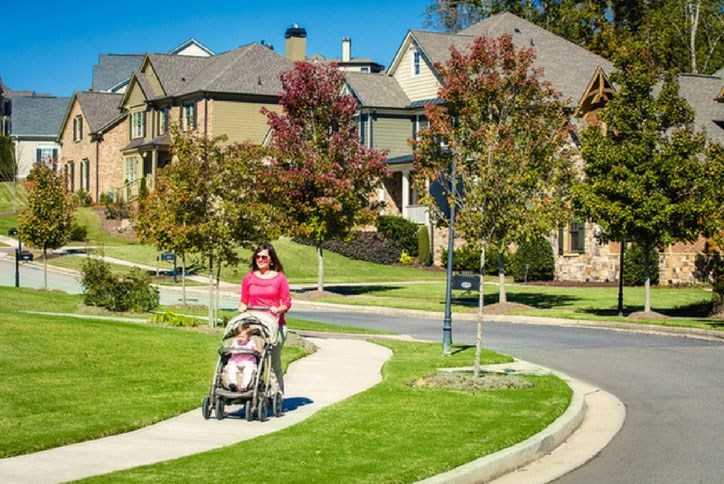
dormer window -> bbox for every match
[412,50,421,76]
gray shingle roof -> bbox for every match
[92,54,145,92]
[10,96,71,136]
[76,92,124,133]
[345,72,411,108]
[146,44,294,98]
[411,12,614,104]
[676,74,724,144]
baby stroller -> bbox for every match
[201,306,283,422]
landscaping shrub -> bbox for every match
[104,199,131,220]
[417,225,432,266]
[148,311,203,327]
[74,189,92,207]
[399,251,413,265]
[376,215,419,256]
[623,243,660,286]
[69,221,88,242]
[293,232,403,265]
[510,237,555,282]
[80,257,159,312]
[440,244,503,274]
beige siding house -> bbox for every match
[116,43,293,199]
[348,11,724,284]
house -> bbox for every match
[57,92,126,201]
[57,39,221,202]
[347,11,724,284]
[7,95,70,179]
[113,42,293,199]
[346,12,614,264]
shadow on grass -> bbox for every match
[323,285,405,296]
[449,292,581,309]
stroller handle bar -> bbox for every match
[245,305,272,311]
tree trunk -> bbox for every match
[644,249,652,313]
[43,245,48,291]
[316,242,325,292]
[617,240,626,316]
[689,0,701,73]
[474,245,486,378]
[497,252,506,303]
[181,254,187,305]
[208,253,214,327]
[214,261,222,327]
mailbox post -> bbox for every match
[161,252,177,283]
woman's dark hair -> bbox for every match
[251,242,285,273]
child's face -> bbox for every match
[238,328,251,340]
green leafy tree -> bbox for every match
[414,34,574,373]
[18,164,74,289]
[263,61,388,292]
[0,136,15,182]
[135,128,275,325]
[574,42,716,313]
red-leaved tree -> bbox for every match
[263,62,388,291]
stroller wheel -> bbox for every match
[201,396,212,420]
[245,400,254,422]
[214,398,225,420]
[257,397,269,422]
[273,392,283,417]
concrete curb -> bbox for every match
[417,365,601,484]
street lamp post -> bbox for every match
[442,161,457,355]
[8,228,20,287]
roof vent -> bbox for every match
[257,76,262,85]
[514,28,521,33]
[530,38,535,46]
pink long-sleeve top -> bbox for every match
[240,272,292,326]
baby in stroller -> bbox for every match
[223,322,260,393]
[202,308,283,421]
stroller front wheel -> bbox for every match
[201,396,212,420]
[214,398,225,420]
[257,397,268,422]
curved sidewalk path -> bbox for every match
[0,337,393,483]
[0,330,624,484]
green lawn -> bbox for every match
[308,281,723,329]
[1,286,571,484]
[0,287,307,458]
[84,340,569,483]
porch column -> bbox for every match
[151,150,158,192]
[402,170,410,219]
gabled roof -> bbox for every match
[91,39,215,94]
[75,92,125,133]
[168,38,215,57]
[676,74,724,144]
[92,54,145,92]
[460,12,614,103]
[389,12,613,105]
[345,72,411,108]
[9,96,70,136]
[142,43,293,99]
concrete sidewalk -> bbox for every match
[0,337,393,483]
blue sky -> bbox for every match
[1,1,432,98]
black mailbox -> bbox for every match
[451,273,480,292]
[8,228,18,237]
[19,251,33,262]
[160,252,176,262]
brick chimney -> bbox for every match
[342,37,351,62]
[285,24,307,62]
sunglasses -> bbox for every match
[255,254,270,261]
